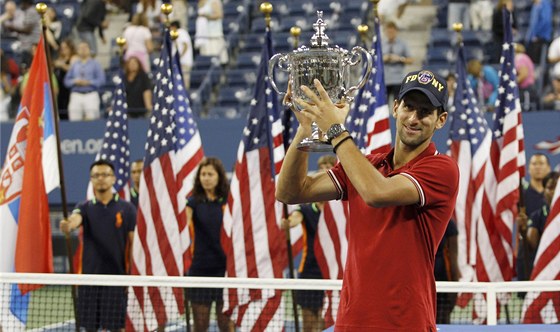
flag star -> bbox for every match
[150,146,156,155]
[251,99,257,106]
[506,94,514,101]
[161,138,168,146]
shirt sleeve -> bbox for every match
[399,154,459,208]
[327,162,348,201]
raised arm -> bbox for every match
[59,212,83,235]
[294,80,420,207]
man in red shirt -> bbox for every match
[277,70,459,331]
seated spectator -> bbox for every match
[54,39,79,119]
[0,0,23,39]
[548,34,560,82]
[467,58,499,111]
[514,43,536,112]
[542,75,560,110]
[123,13,153,73]
[124,56,152,118]
[64,42,106,121]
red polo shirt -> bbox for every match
[328,142,459,331]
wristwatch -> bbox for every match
[326,124,347,144]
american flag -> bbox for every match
[314,200,348,327]
[447,40,492,289]
[521,177,560,323]
[127,28,204,331]
[477,7,525,287]
[535,136,560,155]
[346,16,391,155]
[221,28,286,330]
[87,73,131,199]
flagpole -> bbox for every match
[357,24,369,48]
[283,19,302,332]
[159,5,193,331]
[36,4,80,331]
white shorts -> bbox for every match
[68,91,101,121]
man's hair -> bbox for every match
[543,171,559,188]
[532,153,551,165]
[132,158,143,164]
[170,20,181,29]
[90,159,115,172]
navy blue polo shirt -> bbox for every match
[523,185,546,217]
[434,220,458,281]
[298,203,322,279]
[187,196,227,273]
[73,195,136,275]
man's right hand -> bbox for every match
[60,219,73,234]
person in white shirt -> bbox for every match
[170,20,193,89]
[123,13,153,73]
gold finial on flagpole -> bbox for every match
[161,3,173,25]
[36,2,48,23]
[290,26,301,48]
[116,37,126,58]
[452,22,463,44]
[170,30,179,41]
[357,24,369,45]
[260,2,273,28]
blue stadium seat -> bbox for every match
[216,86,252,107]
[235,52,261,69]
[426,46,454,64]
[224,68,257,88]
[193,55,218,70]
[279,16,312,32]
[206,106,240,119]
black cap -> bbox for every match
[397,70,448,111]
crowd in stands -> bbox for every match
[1,0,560,122]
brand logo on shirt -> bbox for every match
[116,211,123,228]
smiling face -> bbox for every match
[393,91,447,149]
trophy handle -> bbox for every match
[343,46,373,98]
[268,53,289,96]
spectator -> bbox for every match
[466,58,499,111]
[516,171,558,283]
[123,13,153,73]
[0,0,24,39]
[470,0,493,31]
[186,157,233,332]
[59,160,136,332]
[490,0,516,63]
[542,74,560,110]
[136,0,162,29]
[446,73,457,110]
[76,0,109,57]
[434,220,461,324]
[124,56,152,118]
[64,41,106,121]
[169,20,193,88]
[19,43,59,98]
[2,0,40,72]
[129,159,143,208]
[514,43,536,112]
[45,7,62,51]
[377,0,415,26]
[548,34,560,84]
[54,39,79,119]
[525,0,552,64]
[282,154,337,332]
[448,0,471,31]
[382,21,413,103]
[195,0,228,64]
[0,49,20,119]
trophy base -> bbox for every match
[297,138,333,152]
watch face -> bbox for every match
[327,124,345,142]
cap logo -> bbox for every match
[417,71,434,84]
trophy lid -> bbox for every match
[310,11,330,48]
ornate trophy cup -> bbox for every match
[268,11,373,152]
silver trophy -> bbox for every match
[268,11,373,152]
